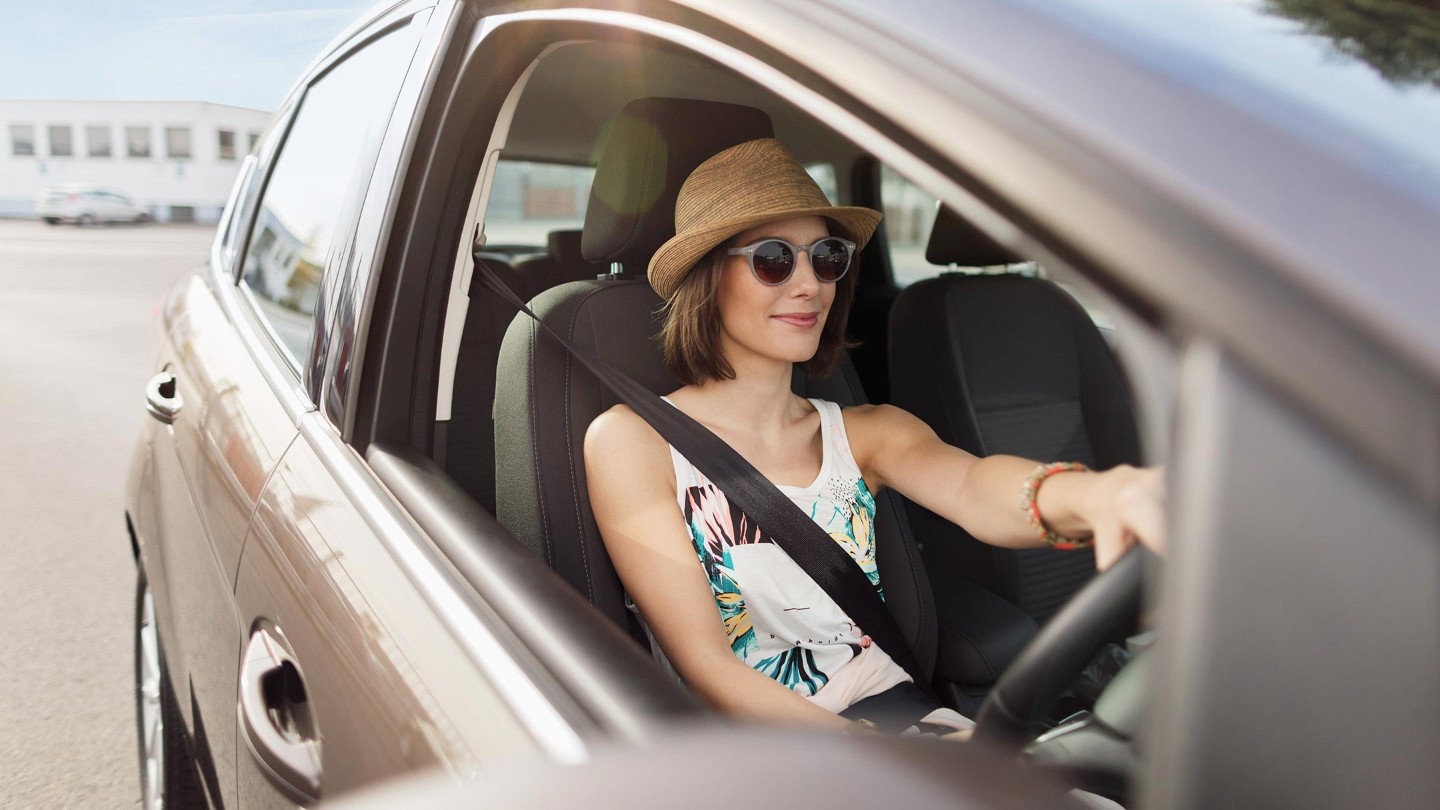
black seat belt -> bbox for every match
[474,255,928,690]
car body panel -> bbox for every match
[235,416,544,805]
[1149,342,1440,808]
[135,271,300,810]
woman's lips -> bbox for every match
[772,312,819,328]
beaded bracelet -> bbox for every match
[1019,461,1092,550]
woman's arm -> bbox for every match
[848,404,1164,569]
[584,405,853,730]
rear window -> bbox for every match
[483,160,595,248]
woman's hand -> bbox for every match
[1082,465,1167,570]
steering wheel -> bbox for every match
[971,547,1150,749]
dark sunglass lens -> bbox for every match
[810,238,850,281]
[751,240,794,284]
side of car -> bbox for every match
[125,0,1440,807]
[125,4,701,808]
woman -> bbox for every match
[584,138,1164,736]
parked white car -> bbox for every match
[37,184,151,226]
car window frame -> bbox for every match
[229,9,426,404]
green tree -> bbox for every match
[1262,0,1440,88]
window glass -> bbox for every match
[126,126,151,158]
[10,124,34,156]
[166,127,191,159]
[87,125,111,157]
[248,131,261,153]
[240,23,417,367]
[48,125,73,157]
[805,163,838,202]
[880,165,941,286]
[218,129,236,160]
[879,166,1115,333]
[483,159,595,247]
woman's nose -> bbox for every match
[789,251,822,294]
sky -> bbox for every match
[0,0,379,112]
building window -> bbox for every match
[248,131,260,153]
[165,127,191,159]
[49,125,73,157]
[218,129,236,160]
[126,126,151,158]
[87,125,112,158]
[10,124,35,156]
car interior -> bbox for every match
[376,25,1168,800]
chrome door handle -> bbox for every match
[238,626,321,804]
[144,371,183,424]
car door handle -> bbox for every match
[144,371,183,424]
[238,626,321,804]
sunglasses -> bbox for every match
[726,236,856,286]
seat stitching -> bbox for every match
[527,319,553,568]
[563,294,596,604]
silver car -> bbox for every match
[38,183,151,225]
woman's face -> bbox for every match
[714,215,835,372]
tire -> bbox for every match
[134,568,207,810]
[78,213,95,227]
[42,218,59,226]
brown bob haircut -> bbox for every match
[660,221,859,386]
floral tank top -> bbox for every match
[664,397,907,697]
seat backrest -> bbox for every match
[446,256,523,513]
[888,207,1141,623]
[512,229,598,299]
[491,97,936,676]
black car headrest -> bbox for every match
[546,229,585,266]
[925,205,1024,267]
[581,97,773,268]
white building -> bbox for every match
[0,100,271,223]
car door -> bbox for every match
[143,111,302,808]
[220,7,549,806]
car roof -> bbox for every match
[811,0,1440,380]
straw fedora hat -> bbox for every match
[647,138,882,300]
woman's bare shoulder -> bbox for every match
[585,404,673,477]
[838,403,942,481]
[839,402,931,437]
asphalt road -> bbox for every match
[0,218,215,809]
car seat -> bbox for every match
[512,230,599,299]
[888,206,1142,628]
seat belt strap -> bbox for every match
[473,255,928,690]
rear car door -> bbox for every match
[224,6,554,806]
[141,123,299,810]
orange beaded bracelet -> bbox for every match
[1019,461,1092,550]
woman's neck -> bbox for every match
[681,353,804,436]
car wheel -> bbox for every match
[43,217,59,226]
[78,213,96,227]
[134,568,207,810]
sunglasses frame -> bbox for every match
[726,236,856,286]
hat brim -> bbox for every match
[648,205,882,300]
